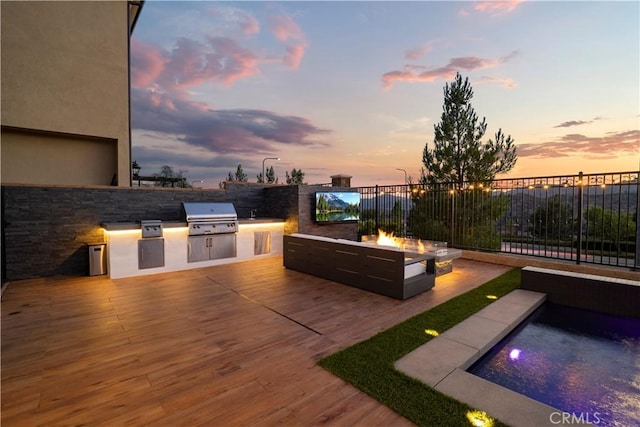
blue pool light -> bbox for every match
[509,348,521,361]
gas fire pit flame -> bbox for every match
[374,230,434,255]
[376,230,402,248]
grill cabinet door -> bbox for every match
[187,236,210,263]
[210,234,237,260]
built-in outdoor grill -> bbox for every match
[182,202,238,262]
[182,202,238,235]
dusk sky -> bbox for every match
[130,1,639,187]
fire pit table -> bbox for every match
[361,234,462,276]
[283,233,435,300]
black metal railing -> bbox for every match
[358,171,640,269]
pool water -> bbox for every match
[468,303,640,427]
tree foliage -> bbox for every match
[286,168,306,184]
[257,166,280,184]
[529,195,574,239]
[154,165,187,187]
[227,164,248,182]
[421,73,517,188]
[266,166,278,184]
[409,187,508,250]
[584,206,636,247]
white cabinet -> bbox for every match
[104,220,284,279]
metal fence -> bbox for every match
[358,171,640,270]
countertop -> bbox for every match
[101,218,285,231]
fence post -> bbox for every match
[634,175,640,271]
[375,185,379,232]
[576,171,583,265]
[450,188,455,246]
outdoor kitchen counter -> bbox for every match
[101,218,284,230]
[101,219,285,279]
[101,221,186,231]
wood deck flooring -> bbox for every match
[2,257,509,426]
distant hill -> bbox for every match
[322,193,351,209]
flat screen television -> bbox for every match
[315,191,360,223]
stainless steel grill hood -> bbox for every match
[182,202,237,221]
[182,202,238,235]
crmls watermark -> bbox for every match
[549,411,602,425]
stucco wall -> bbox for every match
[1,130,118,186]
[1,1,131,186]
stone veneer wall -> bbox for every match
[295,185,358,240]
[1,183,264,281]
[1,182,357,281]
[260,185,357,239]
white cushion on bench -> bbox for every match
[405,262,426,279]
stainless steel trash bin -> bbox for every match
[89,244,107,276]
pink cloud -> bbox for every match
[554,117,603,128]
[208,7,260,36]
[517,130,640,159]
[131,88,330,155]
[131,13,308,99]
[268,14,304,42]
[236,10,260,36]
[134,37,259,96]
[473,0,523,15]
[267,14,308,70]
[449,56,499,70]
[283,43,305,69]
[382,67,456,89]
[478,76,518,88]
[130,39,165,87]
[405,45,431,60]
[382,51,518,89]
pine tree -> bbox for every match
[286,168,305,184]
[227,164,248,182]
[422,73,517,188]
[265,166,278,184]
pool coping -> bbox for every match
[395,289,563,427]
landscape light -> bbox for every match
[466,410,494,427]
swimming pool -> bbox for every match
[468,303,640,427]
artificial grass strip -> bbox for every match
[318,268,521,427]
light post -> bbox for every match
[132,160,141,187]
[191,180,203,188]
[395,168,407,184]
[262,157,280,183]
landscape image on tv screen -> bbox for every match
[315,192,360,223]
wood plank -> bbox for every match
[1,256,510,426]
